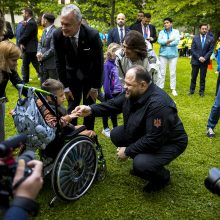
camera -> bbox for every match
[204,167,220,196]
[0,134,34,211]
[0,97,8,104]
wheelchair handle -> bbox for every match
[16,84,56,99]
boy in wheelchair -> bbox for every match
[12,80,106,202]
[37,79,96,158]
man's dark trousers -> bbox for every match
[111,125,187,183]
[68,79,95,130]
[190,63,208,94]
[22,52,39,83]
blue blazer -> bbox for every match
[107,27,130,45]
[191,35,215,65]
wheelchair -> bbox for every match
[13,85,107,205]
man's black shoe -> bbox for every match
[199,92,204,97]
[143,177,170,192]
[188,91,194,95]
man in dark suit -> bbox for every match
[0,12,14,41]
[19,8,39,83]
[189,23,215,96]
[53,4,103,130]
[130,11,144,29]
[37,13,57,84]
[107,13,130,46]
[131,13,157,45]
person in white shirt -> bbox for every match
[157,17,180,96]
[107,13,130,46]
[131,13,157,46]
[189,23,215,97]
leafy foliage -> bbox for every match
[151,0,220,36]
[1,0,220,37]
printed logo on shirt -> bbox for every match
[153,118,162,128]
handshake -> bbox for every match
[71,105,92,118]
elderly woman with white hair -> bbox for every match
[0,41,23,142]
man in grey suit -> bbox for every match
[189,23,215,96]
[37,13,57,84]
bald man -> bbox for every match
[107,13,130,46]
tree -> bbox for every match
[150,0,220,37]
[0,0,62,32]
[79,0,143,28]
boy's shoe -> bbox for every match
[172,89,178,96]
[207,127,215,138]
[102,128,111,138]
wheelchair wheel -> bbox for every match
[51,136,98,201]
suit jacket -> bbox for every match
[107,26,130,45]
[53,24,104,89]
[2,21,14,40]
[37,25,56,69]
[129,21,140,30]
[131,23,157,43]
[15,21,25,46]
[19,18,38,53]
[191,35,215,65]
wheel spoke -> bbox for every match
[55,139,98,200]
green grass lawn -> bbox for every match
[4,45,220,219]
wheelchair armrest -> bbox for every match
[64,125,87,139]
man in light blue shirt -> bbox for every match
[157,17,180,96]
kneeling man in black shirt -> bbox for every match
[74,65,188,192]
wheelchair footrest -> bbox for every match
[96,159,107,181]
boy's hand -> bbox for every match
[69,111,78,119]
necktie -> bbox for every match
[202,35,205,49]
[144,26,148,40]
[42,29,47,39]
[120,28,123,44]
[70,37,78,55]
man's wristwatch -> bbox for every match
[12,196,39,216]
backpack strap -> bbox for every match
[117,58,126,78]
[36,91,56,116]
[35,91,61,132]
[17,84,24,99]
[115,49,126,78]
